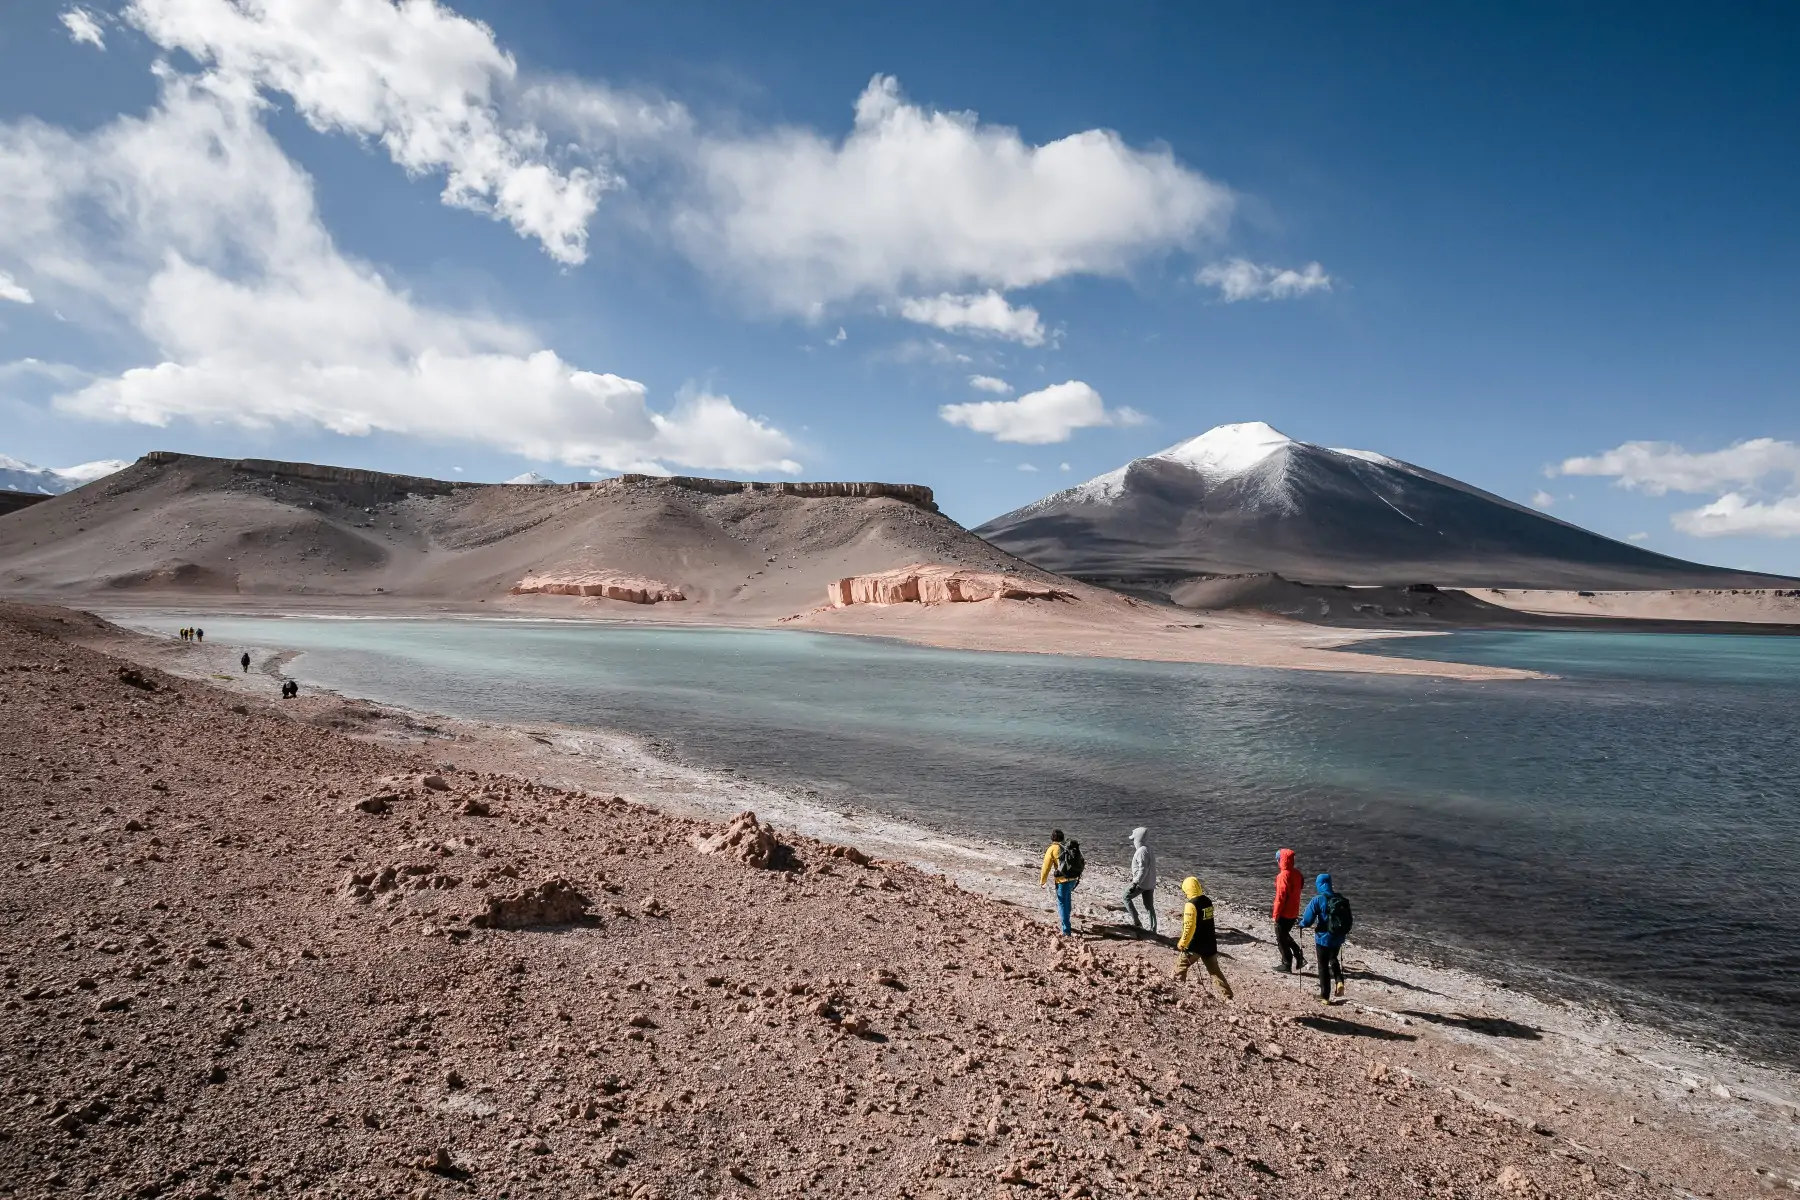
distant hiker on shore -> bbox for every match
[1299,872,1353,1004]
[1038,829,1084,937]
[280,679,298,699]
[194,628,204,643]
[1124,826,1157,935]
[240,651,251,674]
[1273,848,1306,973]
[1173,877,1233,1000]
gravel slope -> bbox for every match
[0,604,1773,1198]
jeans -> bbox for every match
[1316,942,1346,999]
[1123,884,1156,932]
[1054,879,1078,935]
[1275,917,1305,969]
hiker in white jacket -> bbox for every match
[1124,826,1158,934]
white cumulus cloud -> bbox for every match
[122,0,607,264]
[61,7,106,48]
[1671,493,1800,539]
[0,66,799,476]
[1553,437,1800,495]
[1530,490,1555,509]
[1196,258,1332,302]
[967,374,1012,394]
[0,271,33,304]
[1017,462,1038,472]
[677,74,1232,313]
[939,380,1144,445]
[1556,436,1800,542]
[899,291,1045,345]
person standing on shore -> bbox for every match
[1299,872,1353,1004]
[1273,848,1306,973]
[1123,826,1157,935]
[1038,829,1083,937]
[195,628,204,643]
[1173,877,1233,1000]
[240,651,251,674]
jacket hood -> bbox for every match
[1315,873,1333,894]
[1181,876,1203,899]
[1277,848,1295,870]
[1130,826,1148,847]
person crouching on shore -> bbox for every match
[1173,877,1233,1000]
[1038,829,1083,937]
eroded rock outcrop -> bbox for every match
[471,876,592,928]
[510,573,686,604]
[697,810,791,870]
[827,563,1073,607]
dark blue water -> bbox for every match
[166,617,1800,1066]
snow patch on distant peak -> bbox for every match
[1155,422,1294,477]
[1330,446,1400,468]
[54,459,131,484]
[0,454,128,495]
[505,471,557,485]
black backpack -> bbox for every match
[1058,839,1085,880]
[1323,893,1353,937]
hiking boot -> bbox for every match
[1333,980,1346,999]
[1275,962,1290,974]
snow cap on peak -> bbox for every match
[1155,421,1294,477]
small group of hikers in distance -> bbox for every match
[177,629,299,699]
[1039,828,1353,1006]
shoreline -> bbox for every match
[92,608,1800,1181]
[65,592,1551,681]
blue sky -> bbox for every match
[1,1,1797,572]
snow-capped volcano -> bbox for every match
[0,454,130,496]
[975,423,1788,590]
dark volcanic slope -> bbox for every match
[0,451,1046,616]
[0,489,51,518]
[975,423,1794,591]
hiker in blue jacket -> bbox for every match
[1299,872,1352,1004]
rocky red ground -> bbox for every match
[0,604,1722,1198]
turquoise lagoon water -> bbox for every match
[165,617,1800,1066]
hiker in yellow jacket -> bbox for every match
[1173,877,1233,999]
[1038,829,1082,936]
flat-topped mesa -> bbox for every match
[511,573,685,604]
[564,475,937,512]
[141,451,464,498]
[828,563,1074,607]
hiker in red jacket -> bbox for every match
[1273,848,1306,974]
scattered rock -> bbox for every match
[461,797,492,817]
[356,795,392,815]
[471,877,592,929]
[421,774,450,791]
[116,667,157,691]
[695,810,791,869]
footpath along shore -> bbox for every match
[3,602,1796,1200]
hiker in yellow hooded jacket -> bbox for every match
[1038,829,1080,936]
[1173,877,1234,999]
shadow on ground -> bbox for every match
[1087,921,1173,947]
[1398,1010,1542,1040]
[1346,967,1446,997]
[1293,1014,1418,1042]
